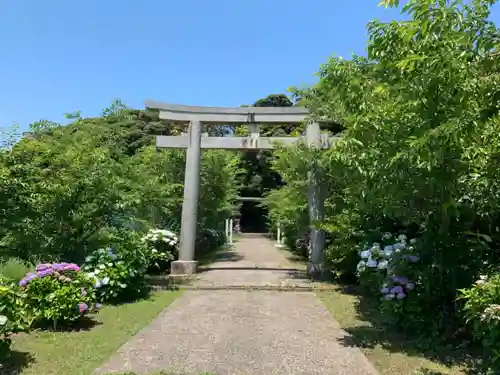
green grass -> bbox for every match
[4,290,182,375]
[108,373,215,375]
[318,286,478,375]
[0,258,34,283]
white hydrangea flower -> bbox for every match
[0,315,8,326]
[357,261,366,272]
[382,233,392,240]
[360,250,372,259]
[377,260,388,270]
[409,238,417,244]
[397,234,407,241]
[393,242,405,250]
[366,259,378,268]
[383,245,394,257]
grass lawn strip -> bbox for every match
[5,290,182,375]
[318,287,474,375]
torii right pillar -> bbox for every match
[306,122,326,279]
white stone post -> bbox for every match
[171,120,202,276]
[275,220,284,248]
[229,218,233,245]
[306,122,326,279]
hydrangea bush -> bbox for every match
[459,272,500,371]
[19,263,100,327]
[142,228,179,274]
[0,280,30,360]
[356,232,425,330]
[83,246,148,303]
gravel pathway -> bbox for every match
[95,235,378,375]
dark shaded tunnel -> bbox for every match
[239,200,268,233]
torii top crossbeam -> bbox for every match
[144,100,311,124]
[145,100,339,150]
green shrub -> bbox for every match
[459,273,500,372]
[19,263,99,328]
[195,228,226,257]
[83,229,150,303]
[142,228,178,274]
[0,258,34,283]
[0,280,30,360]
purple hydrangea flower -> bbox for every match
[19,272,37,287]
[63,263,81,272]
[380,287,390,294]
[95,303,103,310]
[391,276,409,285]
[81,288,87,297]
[78,303,88,313]
[396,292,407,299]
[52,263,64,271]
[405,255,420,263]
[391,285,404,294]
[37,268,54,277]
[35,263,52,272]
[54,263,81,272]
[405,282,415,290]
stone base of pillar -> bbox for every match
[170,260,198,276]
[307,262,325,280]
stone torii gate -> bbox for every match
[145,100,339,279]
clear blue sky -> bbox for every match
[0,1,498,132]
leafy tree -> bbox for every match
[271,0,500,354]
[0,103,239,263]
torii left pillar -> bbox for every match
[170,120,202,276]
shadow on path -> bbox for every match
[198,267,299,272]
